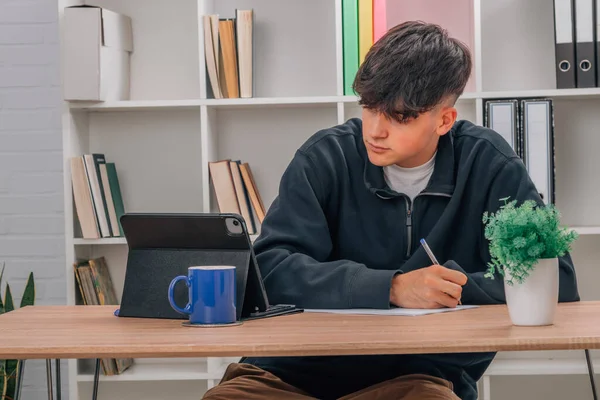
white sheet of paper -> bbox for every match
[303,305,478,316]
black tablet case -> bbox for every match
[116,213,269,321]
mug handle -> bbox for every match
[168,275,192,315]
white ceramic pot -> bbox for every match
[504,257,559,326]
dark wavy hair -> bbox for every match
[353,20,472,123]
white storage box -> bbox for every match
[63,5,133,101]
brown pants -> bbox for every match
[203,363,460,400]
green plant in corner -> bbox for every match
[0,262,35,400]
[482,197,579,285]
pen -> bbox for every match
[420,238,439,265]
[420,238,462,305]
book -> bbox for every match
[373,0,387,42]
[70,156,100,239]
[230,160,256,234]
[202,10,254,99]
[73,260,116,375]
[74,257,134,375]
[358,0,373,64]
[239,162,266,224]
[104,162,125,236]
[99,163,119,237]
[203,14,222,99]
[219,18,240,98]
[209,159,265,233]
[71,155,126,239]
[208,160,241,215]
[236,9,254,98]
[83,154,111,238]
[342,0,360,95]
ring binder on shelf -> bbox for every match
[596,0,600,84]
[553,0,578,88]
[520,99,556,205]
[483,99,521,158]
[575,0,597,87]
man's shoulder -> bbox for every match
[297,118,363,158]
[452,120,520,163]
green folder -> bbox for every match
[343,0,359,95]
[105,163,125,236]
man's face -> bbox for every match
[361,104,456,168]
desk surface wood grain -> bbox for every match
[1,302,600,359]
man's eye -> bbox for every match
[393,116,413,124]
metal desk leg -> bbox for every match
[92,358,101,400]
[55,359,61,400]
[14,360,25,400]
[586,350,598,400]
[46,359,54,400]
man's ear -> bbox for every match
[436,105,457,136]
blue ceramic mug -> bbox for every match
[168,265,237,325]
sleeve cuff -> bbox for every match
[443,259,494,305]
[349,267,400,309]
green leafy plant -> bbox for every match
[0,262,35,400]
[482,197,578,285]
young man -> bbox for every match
[203,21,580,400]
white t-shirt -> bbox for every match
[383,152,436,202]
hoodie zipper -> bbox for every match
[405,192,452,258]
[405,199,413,258]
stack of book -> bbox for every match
[70,154,126,239]
[208,160,265,235]
[341,0,475,95]
[483,97,556,205]
[73,256,133,375]
[202,9,254,99]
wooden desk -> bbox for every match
[2,302,600,399]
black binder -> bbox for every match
[483,99,521,157]
[575,0,597,87]
[115,212,302,321]
[553,0,578,88]
[520,98,556,205]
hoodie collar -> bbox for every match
[362,126,456,199]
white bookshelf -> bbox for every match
[68,88,600,112]
[58,0,600,399]
[73,237,128,246]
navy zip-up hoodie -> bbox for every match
[243,118,580,400]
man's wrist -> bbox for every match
[389,272,403,306]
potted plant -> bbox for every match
[0,262,35,400]
[482,197,578,326]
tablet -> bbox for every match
[116,212,302,321]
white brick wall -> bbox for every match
[0,0,67,398]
